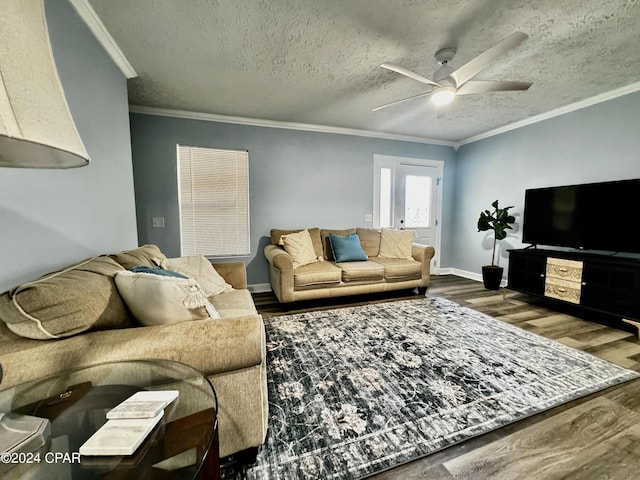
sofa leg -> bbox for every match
[237,446,259,465]
[220,447,260,479]
[416,286,427,296]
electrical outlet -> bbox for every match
[152,217,165,228]
[364,213,373,223]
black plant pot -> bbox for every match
[482,266,504,290]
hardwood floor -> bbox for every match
[252,275,640,479]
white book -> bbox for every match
[79,412,163,456]
[106,390,179,419]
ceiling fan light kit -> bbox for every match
[374,32,532,113]
[431,86,456,105]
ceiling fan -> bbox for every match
[373,32,532,112]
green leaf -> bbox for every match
[477,200,517,239]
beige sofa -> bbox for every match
[264,228,436,303]
[0,245,267,459]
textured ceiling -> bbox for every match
[88,0,640,143]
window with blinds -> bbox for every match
[177,145,250,257]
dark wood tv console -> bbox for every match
[507,248,640,334]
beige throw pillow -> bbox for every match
[0,256,134,340]
[280,229,320,269]
[165,256,233,296]
[109,244,167,270]
[114,271,220,326]
[378,229,415,260]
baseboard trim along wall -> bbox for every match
[437,268,508,287]
[248,283,273,294]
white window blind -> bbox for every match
[177,145,250,257]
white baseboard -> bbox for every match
[248,283,272,293]
[435,268,507,287]
[436,268,455,275]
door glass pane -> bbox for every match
[404,175,431,228]
[380,168,392,228]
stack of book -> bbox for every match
[79,390,179,456]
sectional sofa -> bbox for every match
[0,245,267,458]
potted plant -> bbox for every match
[477,200,516,290]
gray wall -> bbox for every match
[129,114,456,285]
[0,0,138,292]
[452,90,640,278]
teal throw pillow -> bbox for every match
[130,266,188,279]
[329,233,368,262]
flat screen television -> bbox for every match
[522,179,640,253]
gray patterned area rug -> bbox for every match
[246,297,639,480]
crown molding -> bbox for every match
[69,0,137,79]
[128,105,457,147]
[456,81,640,147]
[130,81,640,148]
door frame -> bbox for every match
[373,154,444,274]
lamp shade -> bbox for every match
[0,0,89,168]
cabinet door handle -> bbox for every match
[557,288,567,293]
[559,267,568,272]
[540,274,545,278]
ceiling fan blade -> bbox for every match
[372,91,433,112]
[456,80,532,95]
[380,63,441,87]
[449,32,528,88]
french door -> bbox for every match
[373,155,443,272]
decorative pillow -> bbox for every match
[164,256,233,296]
[329,233,368,262]
[280,229,320,269]
[131,266,188,279]
[0,256,134,340]
[114,271,220,326]
[378,229,415,260]
[271,228,324,260]
[109,244,167,270]
[320,229,357,261]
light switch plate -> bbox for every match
[152,217,165,228]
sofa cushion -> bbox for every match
[336,261,385,283]
[378,229,415,260]
[280,229,320,269]
[209,288,257,318]
[329,233,367,262]
[356,228,381,257]
[320,229,356,261]
[370,257,422,281]
[115,271,219,326]
[110,244,167,270]
[271,228,324,259]
[0,256,134,340]
[166,256,233,296]
[293,262,342,288]
[0,312,265,388]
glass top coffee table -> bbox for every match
[0,359,219,480]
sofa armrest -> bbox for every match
[264,245,294,303]
[412,243,436,263]
[264,245,293,273]
[211,262,247,289]
[412,244,436,287]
